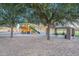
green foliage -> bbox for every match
[0,4,29,25]
[0,3,79,26]
[30,3,79,26]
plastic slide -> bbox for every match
[29,26,40,34]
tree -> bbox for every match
[0,3,27,38]
[30,3,66,40]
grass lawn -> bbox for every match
[75,31,79,37]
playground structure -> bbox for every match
[20,24,31,34]
[20,24,40,34]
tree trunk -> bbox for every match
[46,24,50,40]
[10,24,14,38]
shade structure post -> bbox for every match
[66,27,72,40]
[72,28,75,37]
[54,28,57,35]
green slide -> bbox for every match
[29,26,40,34]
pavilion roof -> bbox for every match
[55,22,79,29]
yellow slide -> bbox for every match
[20,24,32,33]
